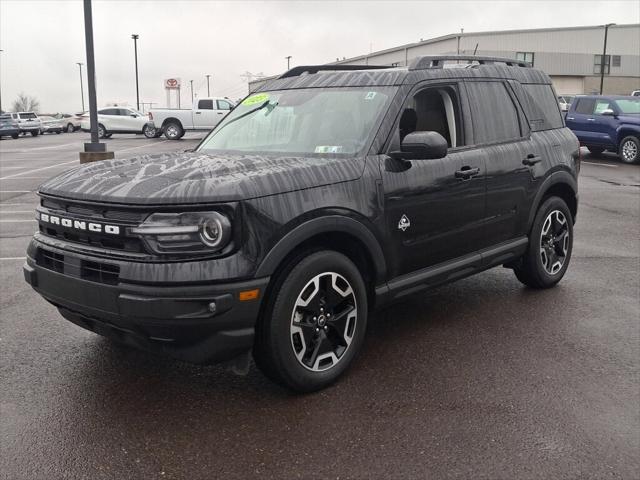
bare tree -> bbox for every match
[12,93,40,112]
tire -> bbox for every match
[143,123,157,139]
[619,136,639,164]
[254,250,368,392]
[97,124,107,139]
[163,121,183,140]
[586,146,604,155]
[67,123,75,133]
[31,131,39,137]
[11,133,19,139]
[514,196,573,289]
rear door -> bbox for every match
[194,99,216,128]
[566,97,599,145]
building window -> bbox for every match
[516,52,534,66]
[594,55,610,74]
[612,55,621,67]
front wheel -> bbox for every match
[11,133,19,139]
[143,123,157,138]
[586,146,604,155]
[254,250,368,392]
[619,136,639,164]
[66,123,75,133]
[97,124,107,138]
[513,196,573,289]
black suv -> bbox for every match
[24,56,579,392]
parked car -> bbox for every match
[557,95,575,112]
[54,112,84,132]
[149,97,235,140]
[39,116,65,134]
[0,114,20,139]
[565,95,640,163]
[25,56,580,392]
[80,107,156,138]
[9,112,42,136]
[631,90,640,97]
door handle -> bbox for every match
[523,154,542,166]
[195,111,202,114]
[587,118,596,121]
[455,166,480,179]
[566,116,575,120]
[217,112,224,115]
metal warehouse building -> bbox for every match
[250,24,640,95]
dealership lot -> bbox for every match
[1,133,639,478]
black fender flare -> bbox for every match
[255,215,387,283]
[527,170,578,229]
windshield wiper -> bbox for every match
[219,100,277,130]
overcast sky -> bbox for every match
[0,0,637,113]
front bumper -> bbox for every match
[24,246,269,365]
[0,128,19,136]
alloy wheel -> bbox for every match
[621,139,637,163]
[166,125,179,139]
[539,210,569,275]
[290,272,358,372]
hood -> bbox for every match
[617,115,640,125]
[38,151,365,205]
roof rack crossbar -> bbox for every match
[279,64,394,79]
[409,55,530,70]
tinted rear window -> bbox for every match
[519,84,564,131]
[198,99,214,110]
[574,98,596,115]
[19,113,37,119]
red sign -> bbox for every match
[164,78,181,89]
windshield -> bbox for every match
[614,98,640,114]
[198,87,397,156]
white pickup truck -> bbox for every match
[149,97,235,140]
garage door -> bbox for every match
[551,76,584,95]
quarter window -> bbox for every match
[466,81,521,144]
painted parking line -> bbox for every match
[117,140,168,153]
[0,190,33,193]
[582,161,618,168]
[0,219,36,223]
[0,160,78,180]
[0,257,26,261]
[0,177,51,180]
[0,211,35,214]
[1,142,81,153]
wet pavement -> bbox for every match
[1,134,639,479]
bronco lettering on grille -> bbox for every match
[39,212,120,235]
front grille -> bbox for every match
[36,248,120,285]
[38,198,146,253]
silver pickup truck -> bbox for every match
[149,97,235,140]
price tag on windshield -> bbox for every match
[242,93,270,106]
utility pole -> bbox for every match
[76,62,85,111]
[190,79,194,103]
[80,0,113,163]
[205,74,211,96]
[285,55,292,70]
[131,34,140,110]
[0,49,4,113]
[600,23,615,95]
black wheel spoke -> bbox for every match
[306,331,333,368]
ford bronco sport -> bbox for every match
[24,56,580,392]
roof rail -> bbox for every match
[279,64,394,79]
[409,55,530,70]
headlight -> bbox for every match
[129,212,232,255]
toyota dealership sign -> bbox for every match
[164,78,181,89]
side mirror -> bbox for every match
[390,131,448,160]
[601,109,616,117]
[131,114,138,118]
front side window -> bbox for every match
[99,108,118,115]
[593,99,613,114]
[198,87,396,156]
[198,99,214,110]
[217,100,233,110]
[466,81,521,143]
[614,98,640,114]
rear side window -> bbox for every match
[99,108,119,115]
[574,98,596,115]
[466,81,521,144]
[198,99,214,110]
[519,84,564,131]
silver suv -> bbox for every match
[9,112,42,136]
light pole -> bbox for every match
[76,62,85,111]
[285,55,292,70]
[190,79,194,103]
[205,74,211,96]
[80,0,113,162]
[131,34,140,110]
[600,23,615,95]
[0,49,4,113]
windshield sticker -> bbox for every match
[315,146,343,154]
[242,93,270,106]
[365,92,377,100]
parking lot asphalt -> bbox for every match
[1,133,639,479]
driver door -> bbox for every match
[381,83,487,277]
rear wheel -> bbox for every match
[514,196,573,289]
[31,131,39,137]
[143,123,157,138]
[586,146,604,155]
[11,133,18,139]
[254,250,368,392]
[619,136,639,164]
[164,121,183,140]
[97,124,107,138]
[66,123,75,133]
